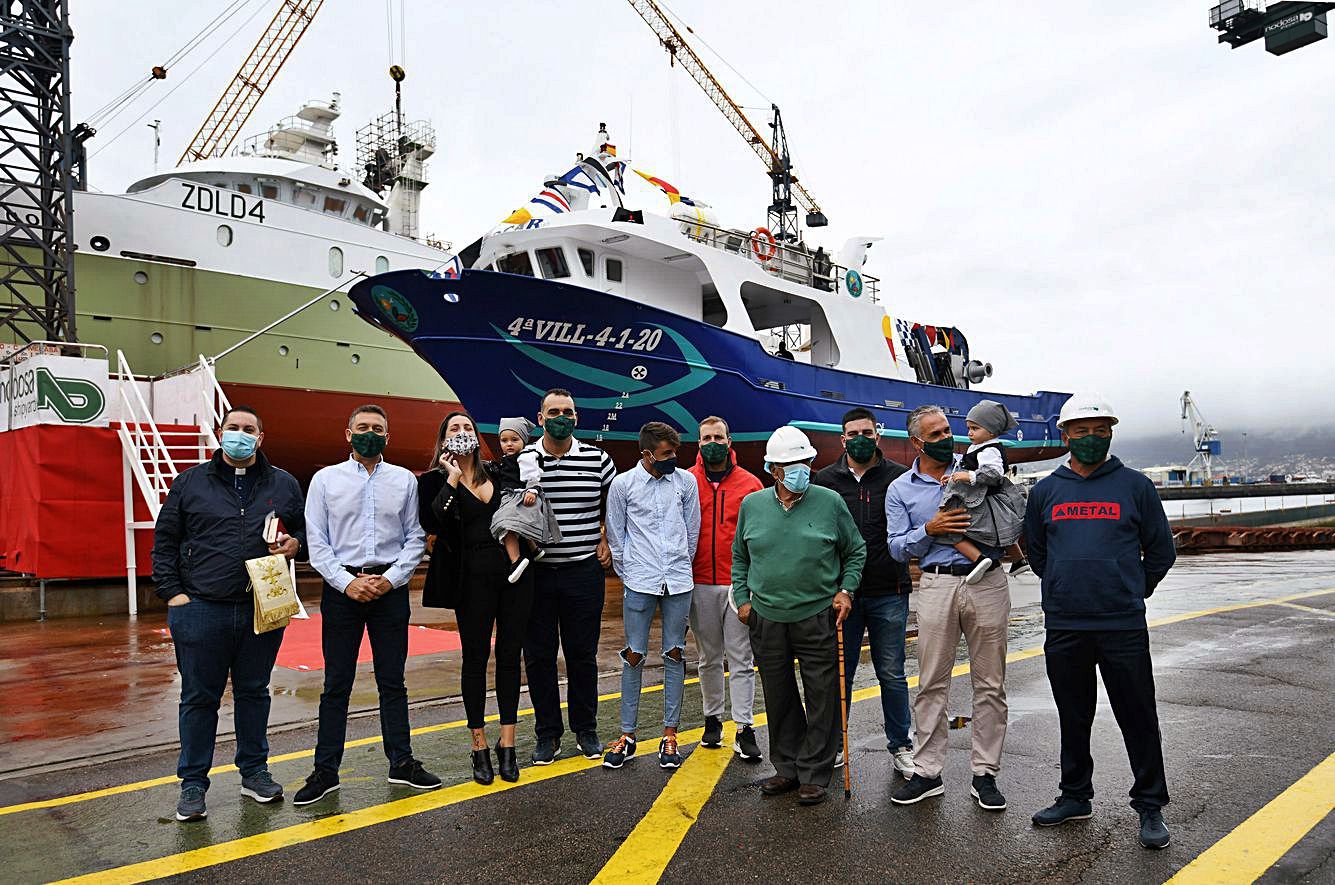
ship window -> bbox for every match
[328,246,344,277]
[606,258,623,283]
[323,196,347,215]
[536,247,570,280]
[375,255,389,274]
[496,251,534,277]
[578,248,595,276]
[237,183,252,194]
[740,281,841,367]
[216,224,233,247]
[261,184,279,199]
[702,285,727,328]
[354,205,369,223]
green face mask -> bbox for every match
[543,415,575,440]
[918,436,956,464]
[700,441,730,465]
[350,430,387,458]
[1068,433,1111,466]
[844,435,878,464]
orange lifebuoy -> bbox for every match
[749,227,778,262]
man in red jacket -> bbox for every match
[689,415,764,760]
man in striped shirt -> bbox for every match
[522,389,617,765]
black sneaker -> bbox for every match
[240,770,283,804]
[657,735,683,769]
[532,737,560,765]
[1032,796,1093,826]
[1008,559,1032,576]
[1139,808,1171,849]
[834,750,845,769]
[577,731,602,760]
[971,774,1007,811]
[701,715,724,748]
[603,734,636,769]
[734,725,762,761]
[891,774,945,805]
[292,769,340,806]
[387,758,442,790]
[174,785,207,821]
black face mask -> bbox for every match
[647,454,678,476]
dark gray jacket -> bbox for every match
[151,450,306,602]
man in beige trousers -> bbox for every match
[884,405,1010,811]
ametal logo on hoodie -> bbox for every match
[1052,501,1121,521]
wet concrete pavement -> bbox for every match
[0,551,1331,883]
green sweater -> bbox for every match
[731,484,867,623]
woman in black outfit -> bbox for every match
[418,410,534,784]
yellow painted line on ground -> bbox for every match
[591,721,744,885]
[22,585,1335,884]
[1166,751,1335,885]
[1275,601,1334,617]
[0,634,881,818]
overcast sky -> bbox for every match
[71,0,1335,441]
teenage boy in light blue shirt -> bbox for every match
[604,421,701,771]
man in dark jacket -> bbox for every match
[152,405,305,823]
[813,407,914,776]
[1024,394,1176,850]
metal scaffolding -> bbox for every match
[0,0,78,344]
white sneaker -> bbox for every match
[834,750,845,769]
[507,557,530,584]
[533,548,545,562]
[892,746,915,778]
[964,557,995,585]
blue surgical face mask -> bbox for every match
[780,463,811,494]
[221,429,259,460]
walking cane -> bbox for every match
[836,619,851,799]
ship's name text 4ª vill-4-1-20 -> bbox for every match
[506,317,663,352]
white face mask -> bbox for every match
[444,431,479,456]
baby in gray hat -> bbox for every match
[491,417,562,583]
[938,400,1030,583]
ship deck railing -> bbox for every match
[678,220,880,303]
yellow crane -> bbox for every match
[178,0,325,164]
[627,0,827,241]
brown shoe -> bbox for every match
[760,775,799,796]
[797,784,828,805]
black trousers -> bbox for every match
[1044,628,1169,811]
[457,554,535,729]
[523,556,606,741]
[315,581,412,773]
[749,609,839,788]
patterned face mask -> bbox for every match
[444,431,479,456]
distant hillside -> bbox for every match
[1050,428,1335,479]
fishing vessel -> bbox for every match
[348,128,1070,472]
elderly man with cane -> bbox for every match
[733,426,865,806]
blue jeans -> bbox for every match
[315,582,412,773]
[840,592,911,750]
[167,598,284,790]
[619,588,692,734]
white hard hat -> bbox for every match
[764,425,818,465]
[1057,393,1119,429]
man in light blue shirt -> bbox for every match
[294,404,436,806]
[603,421,701,771]
[885,404,1012,812]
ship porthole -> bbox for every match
[328,246,344,277]
[375,255,389,274]
[278,345,289,357]
[133,271,148,285]
[90,235,110,252]
[150,332,163,345]
[329,299,340,311]
[216,224,233,247]
[350,353,361,364]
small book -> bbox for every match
[262,511,280,545]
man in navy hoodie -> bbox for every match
[1024,394,1176,850]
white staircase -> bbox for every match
[114,352,232,616]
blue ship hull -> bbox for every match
[349,269,1070,472]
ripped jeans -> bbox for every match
[619,587,693,734]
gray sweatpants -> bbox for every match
[689,584,755,726]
